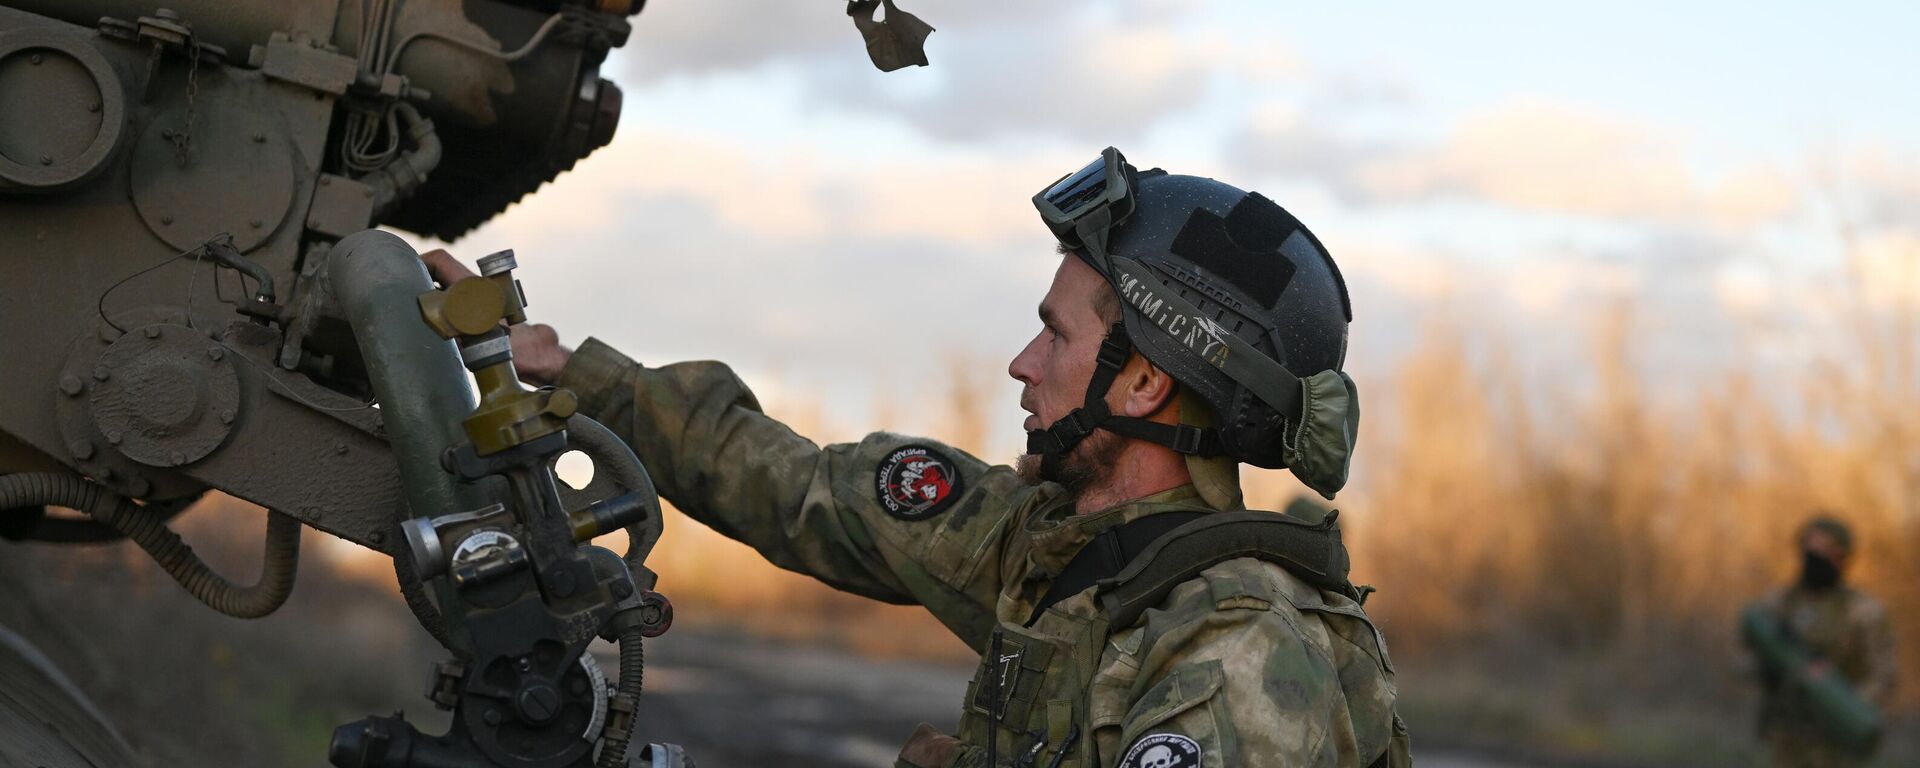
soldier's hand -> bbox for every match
[419,249,573,386]
[420,248,476,285]
[511,323,571,386]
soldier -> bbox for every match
[426,148,1410,767]
[1744,516,1898,768]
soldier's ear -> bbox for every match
[1119,355,1178,418]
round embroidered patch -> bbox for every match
[1119,733,1202,768]
[875,445,961,520]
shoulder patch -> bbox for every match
[1120,733,1202,768]
[875,445,962,520]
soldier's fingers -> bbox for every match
[528,323,560,346]
[420,248,477,286]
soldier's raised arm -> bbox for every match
[558,339,1046,650]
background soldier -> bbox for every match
[427,149,1410,766]
[1744,516,1899,768]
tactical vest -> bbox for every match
[940,509,1411,768]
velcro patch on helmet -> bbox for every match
[1120,733,1202,768]
[1169,192,1297,309]
[875,445,962,520]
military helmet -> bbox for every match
[1104,172,1351,463]
[1029,149,1360,498]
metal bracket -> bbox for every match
[251,32,358,95]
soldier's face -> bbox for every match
[1010,257,1114,436]
[1801,529,1850,570]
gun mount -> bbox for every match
[0,0,699,765]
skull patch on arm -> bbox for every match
[1120,733,1202,768]
[874,445,963,520]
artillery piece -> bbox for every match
[0,0,751,764]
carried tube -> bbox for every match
[0,472,299,618]
[1740,603,1883,755]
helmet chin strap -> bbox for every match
[1025,322,1224,461]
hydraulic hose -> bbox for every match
[596,617,646,768]
[9,516,124,543]
[365,103,444,216]
[0,473,299,619]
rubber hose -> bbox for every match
[596,620,645,768]
[18,516,124,543]
[0,473,300,619]
[565,414,659,570]
[2,494,196,544]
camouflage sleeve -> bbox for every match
[557,338,1037,649]
[1097,562,1401,768]
[1855,595,1898,708]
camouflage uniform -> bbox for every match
[562,339,1409,767]
[1752,585,1898,768]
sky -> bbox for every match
[423,0,1918,462]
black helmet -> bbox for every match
[1028,149,1360,497]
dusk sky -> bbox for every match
[425,0,1918,463]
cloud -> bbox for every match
[1831,148,1920,233]
[790,5,1301,145]
[619,1,1089,83]
[1233,101,1802,229]
[479,125,1059,248]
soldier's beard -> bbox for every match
[1016,428,1126,500]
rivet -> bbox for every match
[29,53,42,65]
[218,409,235,424]
[70,440,95,460]
[333,442,348,455]
[89,102,101,113]
[144,326,162,339]
[160,215,174,225]
[318,176,331,186]
[40,156,53,166]
[207,346,224,361]
[99,323,122,343]
[249,218,263,229]
[169,451,185,465]
[105,430,122,445]
[160,128,174,140]
[368,530,386,545]
[93,368,110,382]
[251,132,266,143]
[58,375,83,396]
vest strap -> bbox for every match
[1023,509,1355,629]
[1099,510,1354,629]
